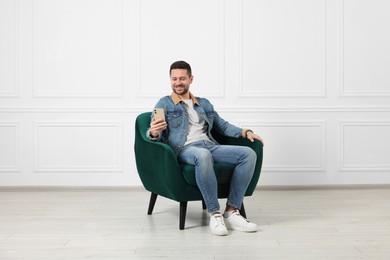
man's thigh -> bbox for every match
[178,142,212,165]
[210,145,252,164]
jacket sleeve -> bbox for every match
[205,100,243,138]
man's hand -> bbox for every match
[247,131,264,145]
[149,119,167,137]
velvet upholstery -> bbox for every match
[134,112,263,229]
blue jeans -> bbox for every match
[177,139,257,213]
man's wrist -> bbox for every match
[149,131,158,138]
[147,129,159,139]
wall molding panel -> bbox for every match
[241,121,327,172]
[238,0,327,98]
[339,0,390,98]
[32,0,124,98]
[0,122,21,172]
[136,0,226,99]
[34,121,124,172]
[0,0,19,98]
[340,121,390,172]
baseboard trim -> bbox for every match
[256,184,390,191]
[0,184,390,192]
[0,186,147,192]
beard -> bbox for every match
[173,85,189,96]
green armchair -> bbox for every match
[134,112,263,230]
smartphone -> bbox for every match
[153,108,165,121]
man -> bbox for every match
[147,60,264,236]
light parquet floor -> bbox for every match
[1,187,390,259]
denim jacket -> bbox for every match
[147,92,244,156]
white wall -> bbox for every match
[1,0,390,186]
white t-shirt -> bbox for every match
[182,99,210,146]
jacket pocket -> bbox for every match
[167,110,183,128]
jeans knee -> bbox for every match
[243,147,257,163]
[248,149,257,162]
[194,150,213,165]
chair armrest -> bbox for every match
[134,130,193,200]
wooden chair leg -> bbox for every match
[239,202,247,218]
[179,201,188,230]
[147,192,158,215]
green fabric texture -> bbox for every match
[134,112,263,202]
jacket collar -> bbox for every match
[171,92,200,106]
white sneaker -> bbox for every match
[209,213,228,236]
[224,210,258,232]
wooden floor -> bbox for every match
[1,187,390,259]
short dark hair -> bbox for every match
[169,60,192,76]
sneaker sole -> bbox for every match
[210,229,228,236]
[226,224,258,232]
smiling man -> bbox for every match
[146,60,264,236]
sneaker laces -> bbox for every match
[232,210,250,223]
[213,213,225,226]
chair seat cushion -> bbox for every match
[180,163,235,186]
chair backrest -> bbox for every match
[134,112,151,141]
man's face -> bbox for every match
[170,69,193,97]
